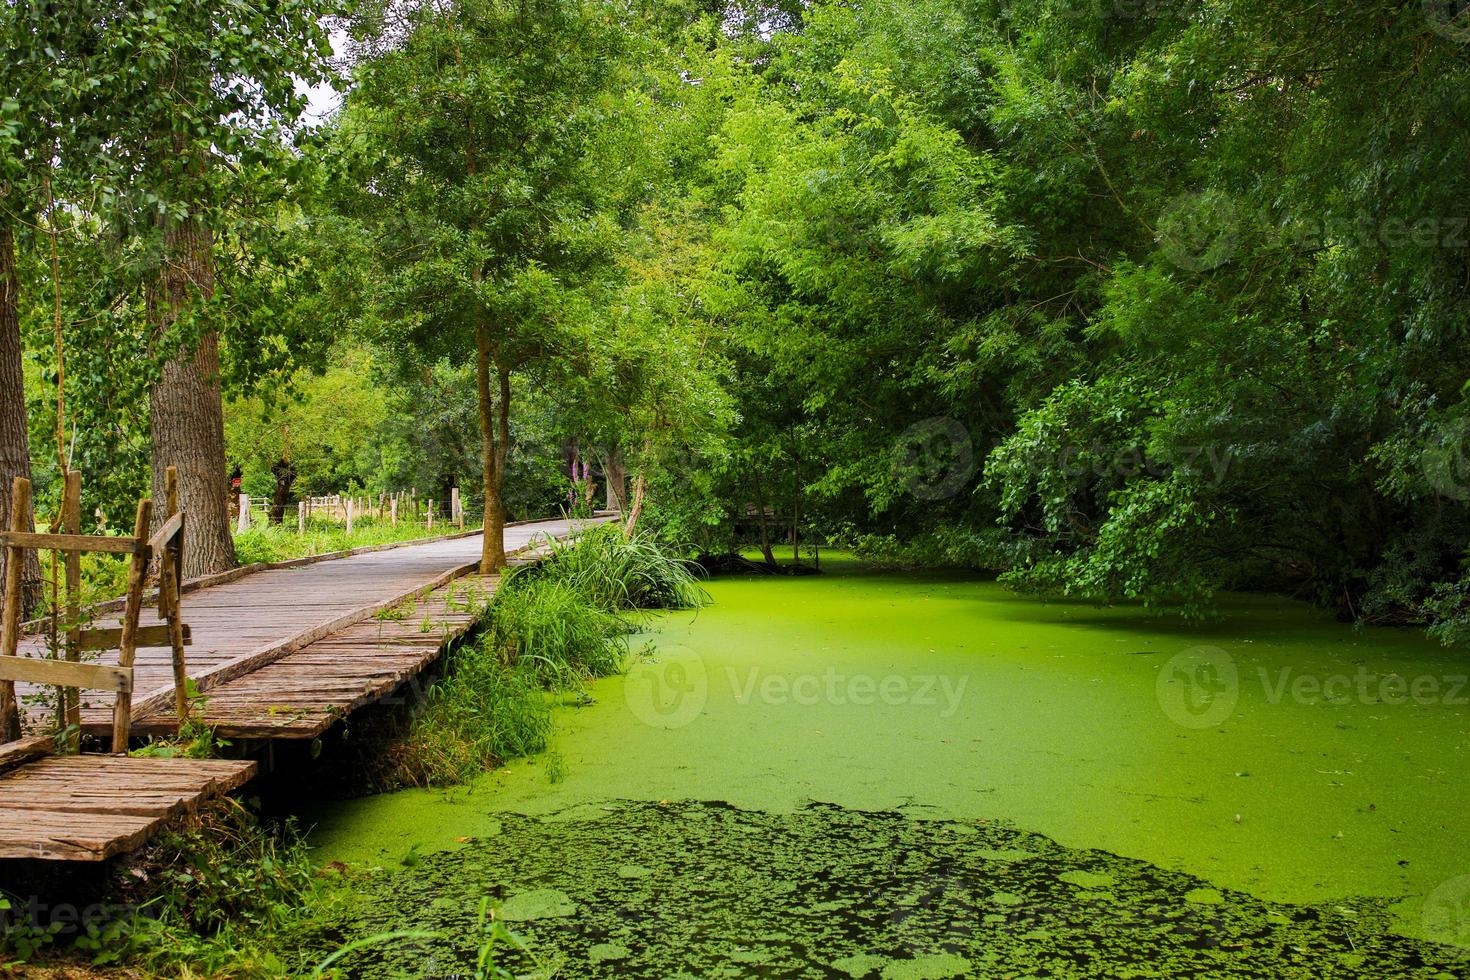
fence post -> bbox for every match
[0,476,31,742]
[451,487,461,530]
[298,499,306,535]
[346,497,354,536]
[62,470,82,752]
[390,496,398,526]
[428,499,434,532]
[236,493,250,533]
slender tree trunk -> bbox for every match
[752,470,775,566]
[269,458,296,525]
[622,437,654,540]
[0,222,40,615]
[476,324,509,573]
[148,215,235,577]
[623,471,647,540]
[604,450,627,511]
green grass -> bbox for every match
[387,528,700,788]
[233,516,477,565]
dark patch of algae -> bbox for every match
[297,800,1468,978]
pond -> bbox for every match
[300,558,1470,977]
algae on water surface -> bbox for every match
[304,558,1470,970]
[301,801,1468,978]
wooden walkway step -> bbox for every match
[121,573,504,739]
[0,756,256,861]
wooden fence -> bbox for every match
[234,489,467,534]
[0,467,191,754]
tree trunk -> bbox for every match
[0,223,40,615]
[623,470,647,540]
[622,437,653,540]
[270,458,296,525]
[148,215,235,578]
[752,470,775,566]
[476,324,508,573]
[604,450,627,511]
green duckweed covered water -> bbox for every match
[302,558,1470,975]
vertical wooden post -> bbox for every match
[390,496,398,526]
[428,499,435,532]
[112,497,154,755]
[160,467,189,725]
[451,487,462,530]
[61,471,82,752]
[345,497,354,535]
[0,476,31,742]
[236,493,250,533]
[297,499,306,535]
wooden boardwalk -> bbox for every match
[0,755,256,860]
[15,517,592,733]
[1,516,606,861]
[123,568,507,739]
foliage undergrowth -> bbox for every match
[1,798,339,978]
[233,517,477,566]
[385,527,704,787]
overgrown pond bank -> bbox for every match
[302,558,1470,976]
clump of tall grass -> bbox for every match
[387,526,702,787]
[485,579,631,688]
[386,657,553,787]
[527,523,708,611]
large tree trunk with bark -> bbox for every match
[0,223,41,615]
[476,324,509,574]
[148,215,236,578]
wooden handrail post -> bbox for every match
[61,471,82,752]
[161,467,189,725]
[236,493,250,533]
[111,497,153,754]
[0,476,31,742]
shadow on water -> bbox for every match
[294,801,1468,979]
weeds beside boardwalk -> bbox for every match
[233,517,479,565]
[383,525,706,787]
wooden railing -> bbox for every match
[0,466,191,755]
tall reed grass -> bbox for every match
[389,527,700,786]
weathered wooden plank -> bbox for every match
[0,656,132,693]
[0,735,54,773]
[79,623,192,651]
[0,756,256,861]
[0,531,145,556]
